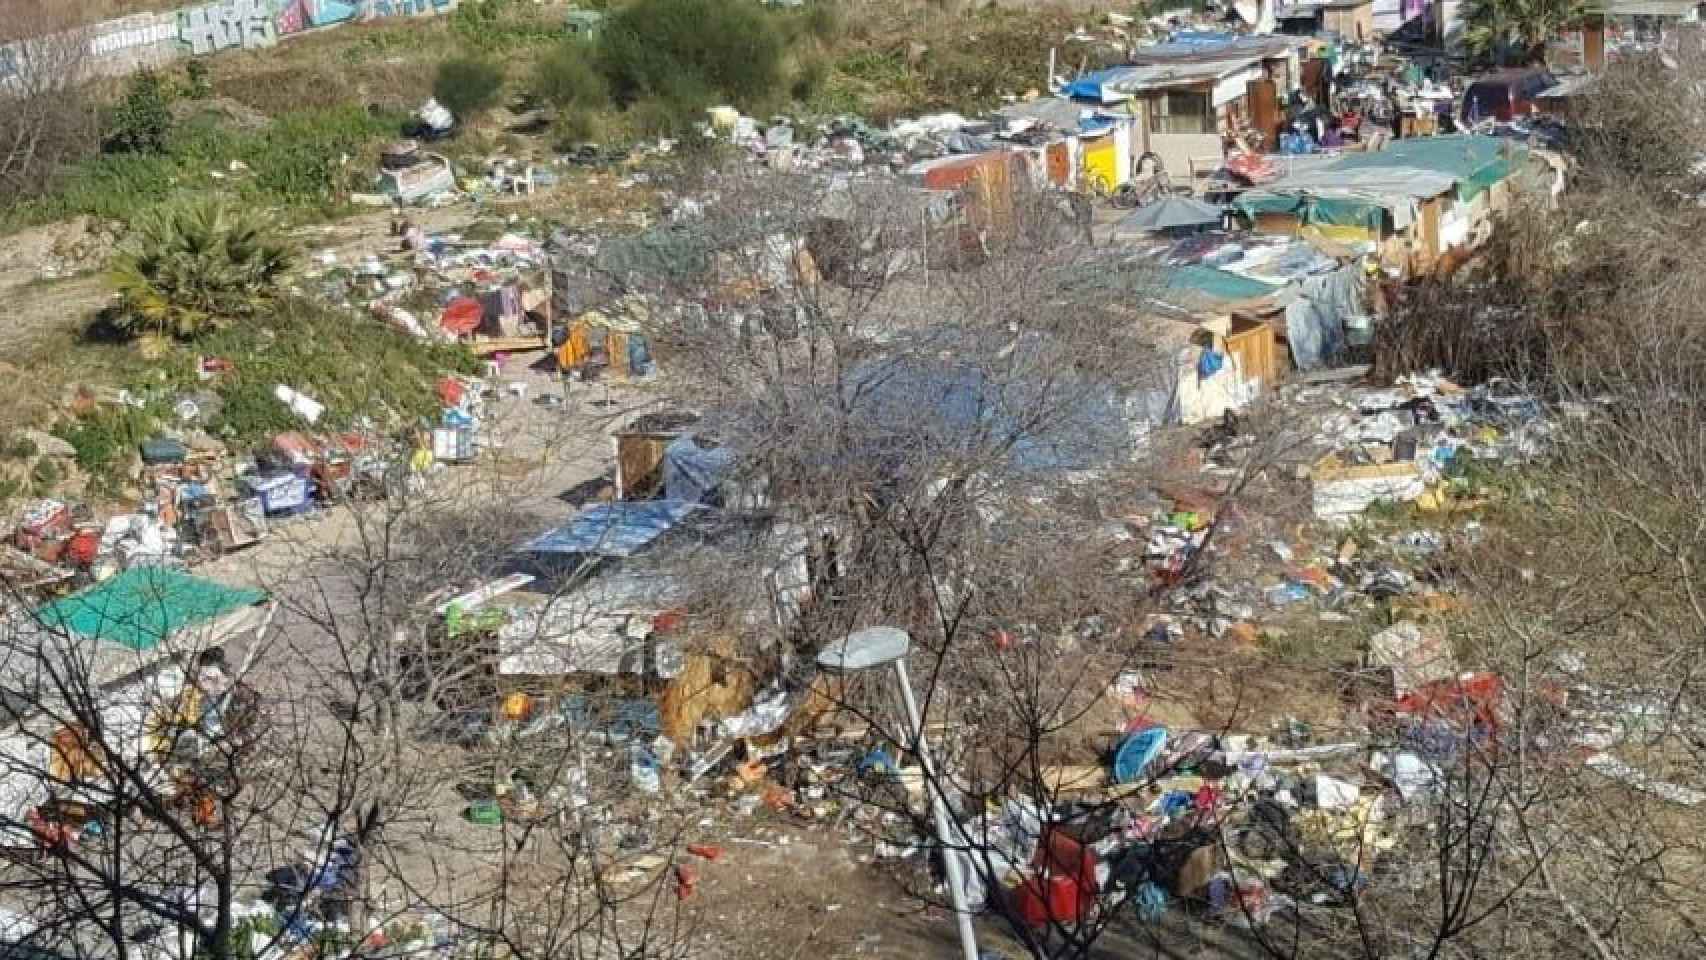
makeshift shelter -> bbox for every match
[1126,262,1291,424]
[843,351,1147,476]
[34,568,265,661]
[1233,135,1532,268]
[903,151,1030,239]
[0,570,270,823]
[450,509,810,743]
[1112,197,1227,237]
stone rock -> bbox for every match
[21,430,76,459]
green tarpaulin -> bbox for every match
[1165,265,1277,301]
[1234,193,1387,230]
[36,568,264,651]
[1330,135,1520,202]
[1234,135,1526,229]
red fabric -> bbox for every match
[439,297,484,335]
[1194,783,1220,814]
[66,529,100,567]
[1225,151,1279,185]
[1397,673,1505,732]
[436,377,465,409]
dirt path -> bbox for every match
[0,218,117,355]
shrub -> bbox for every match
[239,106,399,204]
[184,59,212,100]
[108,199,294,340]
[54,405,153,477]
[447,0,557,49]
[790,52,830,104]
[802,1,843,43]
[185,298,482,446]
[552,106,606,148]
[533,39,609,112]
[29,458,60,493]
[433,56,507,119]
[105,70,174,154]
[596,0,784,111]
[626,95,702,140]
[1,436,37,460]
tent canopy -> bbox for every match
[1117,196,1226,232]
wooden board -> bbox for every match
[1247,78,1279,147]
[471,335,548,357]
[614,432,677,500]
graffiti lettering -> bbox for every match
[373,0,455,17]
[89,21,178,57]
[178,0,278,56]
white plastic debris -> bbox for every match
[1313,774,1361,811]
[1584,753,1705,807]
[274,385,324,424]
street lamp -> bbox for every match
[817,627,980,960]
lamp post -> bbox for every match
[817,627,980,960]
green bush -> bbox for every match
[184,60,213,100]
[184,299,481,446]
[5,105,398,231]
[108,198,294,340]
[626,96,701,139]
[240,106,399,203]
[434,56,508,120]
[448,0,558,49]
[791,52,830,103]
[54,405,154,477]
[105,70,175,154]
[533,40,610,112]
[29,459,60,493]
[552,106,606,147]
[596,0,784,112]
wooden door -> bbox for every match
[1248,78,1279,146]
[1045,141,1070,186]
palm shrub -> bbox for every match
[108,199,293,340]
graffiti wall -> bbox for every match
[179,0,279,55]
[0,0,458,86]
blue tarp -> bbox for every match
[848,354,1132,473]
[521,501,703,559]
[662,435,735,505]
[1063,68,1140,104]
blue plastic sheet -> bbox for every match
[522,501,701,558]
[1113,727,1168,783]
[662,435,734,505]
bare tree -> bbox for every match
[0,2,102,204]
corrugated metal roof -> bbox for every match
[1130,34,1307,64]
[1106,57,1264,94]
[521,501,704,559]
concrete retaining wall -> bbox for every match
[1,0,459,88]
